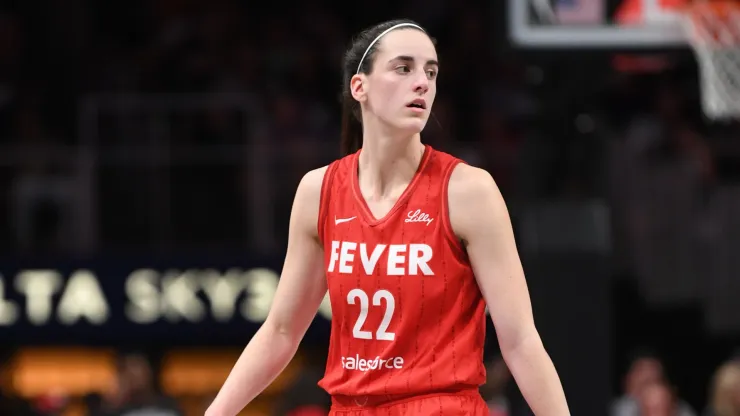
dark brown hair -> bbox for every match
[340,19,427,156]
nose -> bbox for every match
[412,71,429,94]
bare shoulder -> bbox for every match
[292,165,330,236]
[448,163,498,199]
[297,165,329,198]
[447,163,509,240]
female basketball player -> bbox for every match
[206,20,570,416]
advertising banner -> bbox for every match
[0,255,332,345]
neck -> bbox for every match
[358,128,425,198]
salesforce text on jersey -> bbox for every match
[341,354,404,372]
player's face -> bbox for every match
[362,29,438,134]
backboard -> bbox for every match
[508,0,687,48]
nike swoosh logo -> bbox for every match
[335,216,357,225]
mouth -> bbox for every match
[406,99,427,110]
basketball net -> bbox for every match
[680,1,740,119]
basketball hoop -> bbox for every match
[679,1,740,119]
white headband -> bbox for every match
[356,23,425,74]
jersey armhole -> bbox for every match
[441,160,468,262]
[317,162,339,246]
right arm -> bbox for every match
[206,166,329,416]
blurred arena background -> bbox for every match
[1,0,740,415]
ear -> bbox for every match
[350,74,367,103]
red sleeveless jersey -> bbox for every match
[316,145,487,397]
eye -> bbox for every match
[394,65,411,74]
[426,69,438,79]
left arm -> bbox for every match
[448,164,570,416]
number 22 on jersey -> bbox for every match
[347,289,396,341]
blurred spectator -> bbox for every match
[32,392,69,416]
[638,381,680,416]
[705,359,740,416]
[470,109,522,200]
[272,365,330,416]
[0,12,23,142]
[611,350,696,416]
[480,356,512,416]
[10,155,77,254]
[91,353,182,416]
[0,388,35,416]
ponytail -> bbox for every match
[340,96,363,156]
